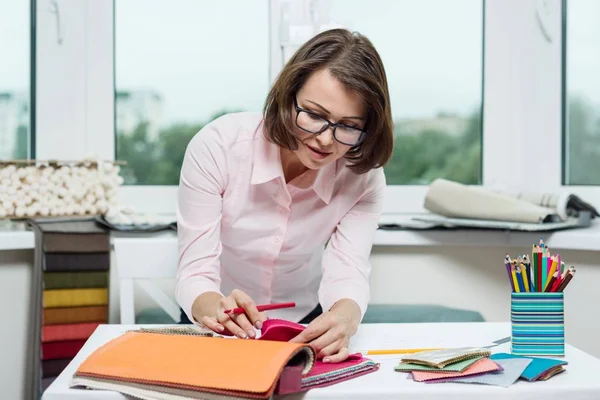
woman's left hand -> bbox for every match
[289,299,361,363]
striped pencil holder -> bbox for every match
[510,292,565,356]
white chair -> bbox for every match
[113,234,181,324]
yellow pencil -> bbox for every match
[520,264,530,292]
[545,257,557,290]
[511,263,520,292]
[361,347,445,355]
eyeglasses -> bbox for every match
[293,97,366,147]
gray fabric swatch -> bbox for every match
[437,358,532,387]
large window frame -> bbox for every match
[0,0,36,159]
[561,0,600,190]
[34,0,600,216]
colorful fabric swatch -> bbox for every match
[27,217,112,397]
[43,271,108,290]
[428,358,531,387]
[42,377,55,392]
[43,306,108,325]
[42,322,101,342]
[43,288,108,308]
[303,354,379,388]
[43,233,110,253]
[42,339,87,360]
[44,252,110,272]
[395,356,483,373]
[400,347,491,368]
[538,365,566,380]
[490,353,568,381]
[411,358,502,382]
[42,359,72,378]
[275,354,379,394]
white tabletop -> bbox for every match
[43,322,600,400]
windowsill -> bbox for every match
[0,222,35,251]
[2,214,600,252]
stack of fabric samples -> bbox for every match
[395,348,567,387]
[35,219,111,391]
[69,323,380,399]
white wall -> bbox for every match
[0,249,34,400]
[1,245,598,399]
[370,246,600,358]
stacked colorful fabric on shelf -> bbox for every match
[26,218,110,397]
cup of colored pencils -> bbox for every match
[504,237,576,293]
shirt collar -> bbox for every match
[311,160,336,204]
[250,130,284,185]
[250,128,337,205]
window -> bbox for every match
[115,0,482,187]
[563,0,600,185]
[114,0,270,185]
[279,0,484,185]
[39,1,574,216]
[0,0,32,159]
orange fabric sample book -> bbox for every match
[71,330,314,399]
[69,320,379,399]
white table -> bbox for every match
[43,322,600,400]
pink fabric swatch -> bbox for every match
[276,353,379,394]
[411,358,502,382]
[42,322,100,343]
[259,318,305,341]
[258,319,379,393]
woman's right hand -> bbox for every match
[199,289,266,339]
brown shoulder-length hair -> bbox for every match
[263,28,393,174]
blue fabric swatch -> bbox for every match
[436,358,531,387]
[490,353,568,381]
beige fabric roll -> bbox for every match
[423,179,556,223]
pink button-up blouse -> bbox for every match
[175,112,385,323]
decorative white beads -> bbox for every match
[0,159,124,220]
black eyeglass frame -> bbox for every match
[293,97,367,147]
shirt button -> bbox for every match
[279,206,286,213]
[275,236,281,243]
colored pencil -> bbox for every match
[224,302,296,315]
[536,246,543,292]
[511,262,520,292]
[551,262,568,292]
[505,255,515,291]
[360,347,445,355]
[523,255,531,292]
[545,256,558,291]
[516,266,525,292]
[531,247,537,292]
[544,271,558,292]
[550,272,562,292]
[507,239,575,294]
[521,263,530,292]
[556,267,576,292]
[542,250,548,291]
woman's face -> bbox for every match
[292,68,367,170]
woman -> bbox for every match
[176,28,393,363]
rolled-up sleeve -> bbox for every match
[175,122,227,324]
[318,168,385,321]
